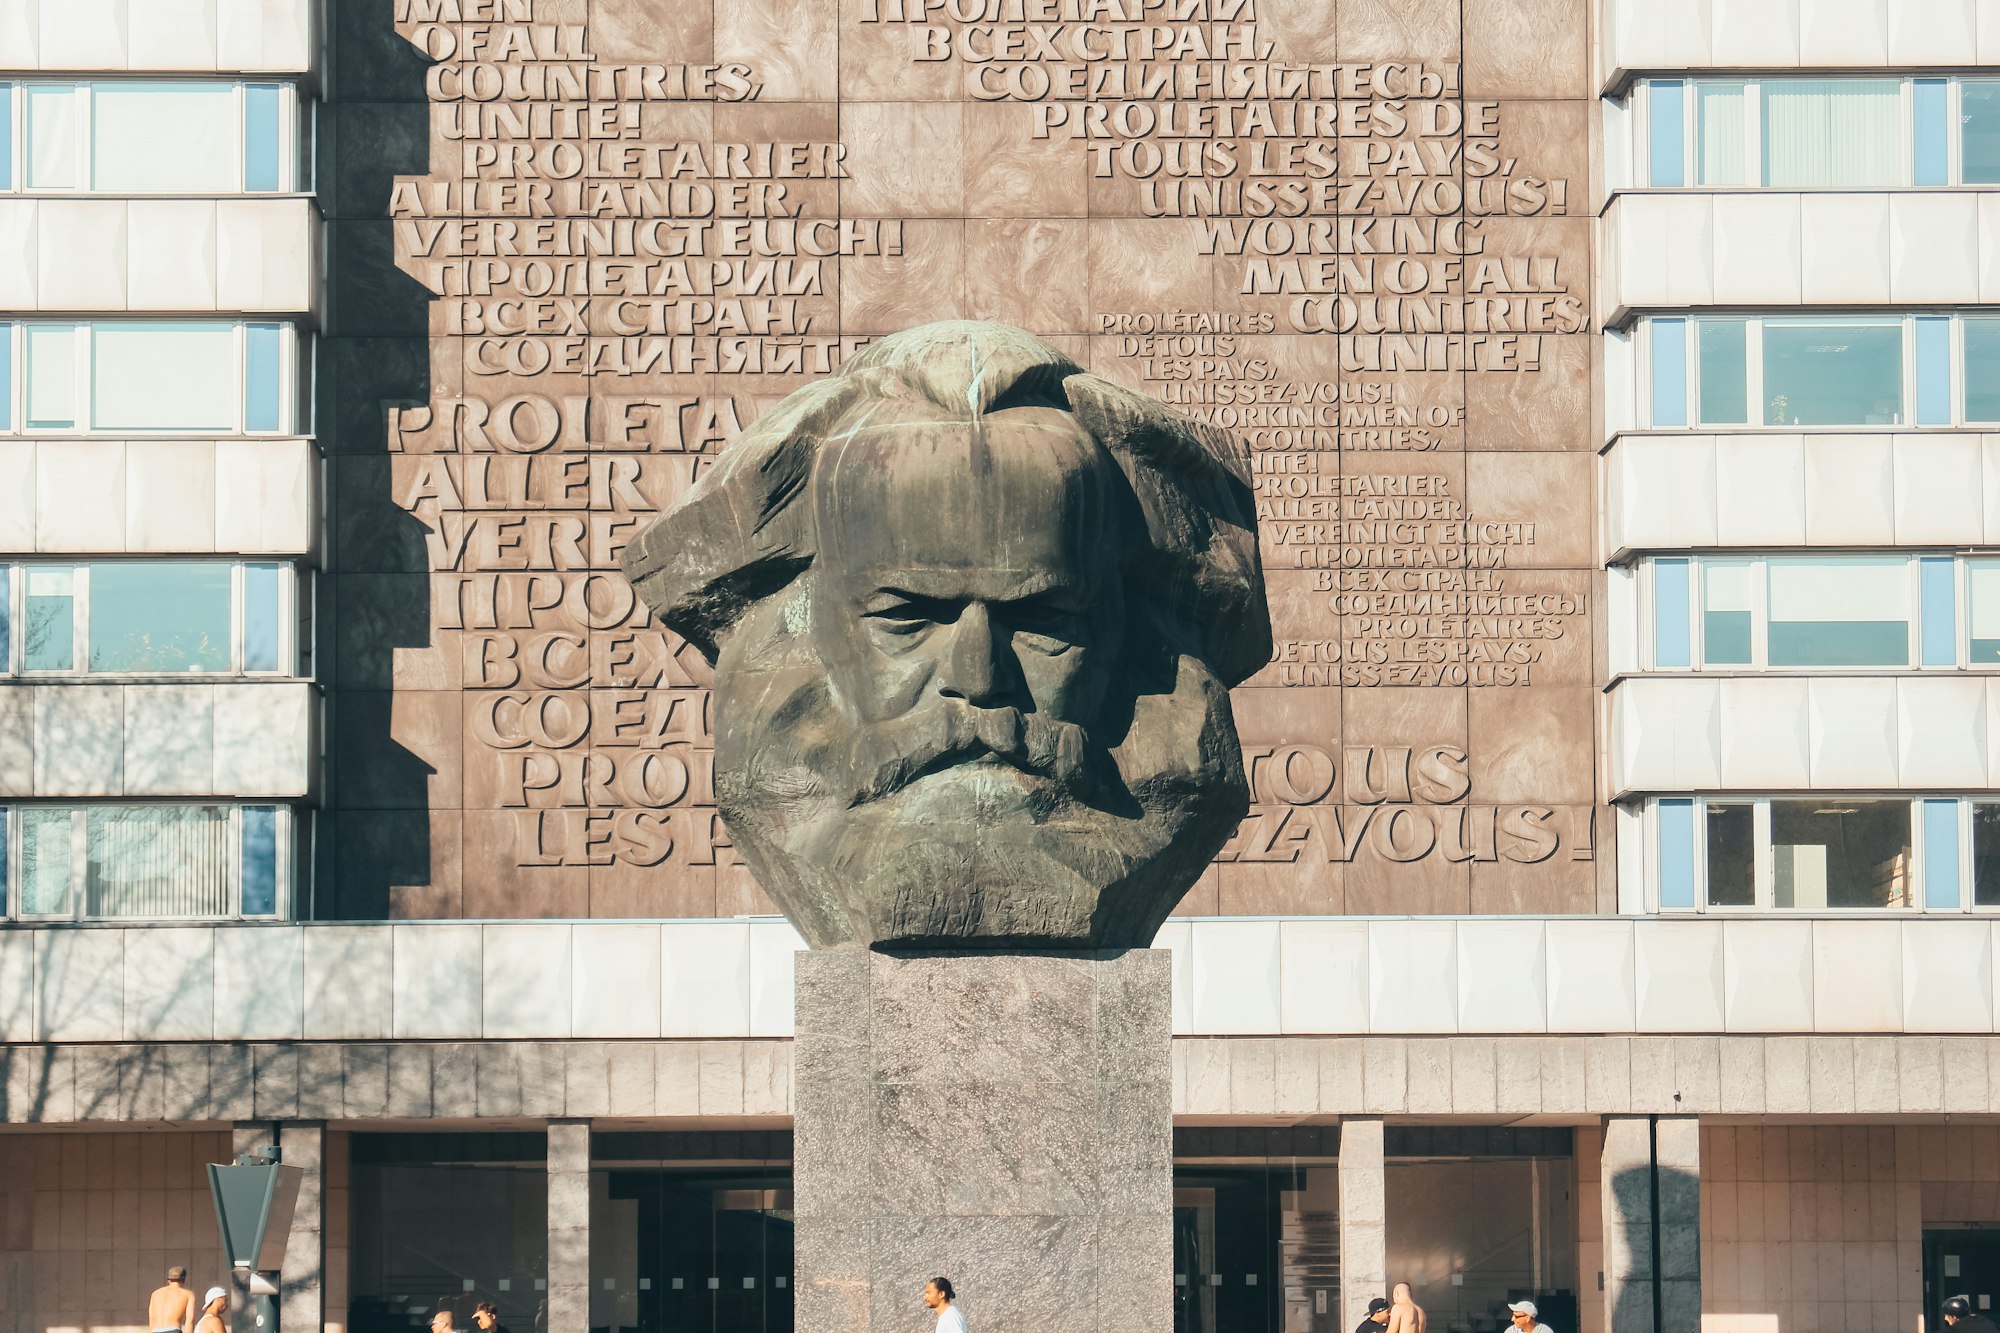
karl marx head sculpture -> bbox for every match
[623,321,1271,949]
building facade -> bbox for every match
[4,1,2000,1332]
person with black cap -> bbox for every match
[1354,1296,1393,1333]
[1945,1294,2000,1331]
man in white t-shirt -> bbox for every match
[1508,1299,1555,1333]
[923,1277,966,1333]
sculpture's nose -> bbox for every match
[937,601,1012,706]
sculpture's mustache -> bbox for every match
[844,701,1091,806]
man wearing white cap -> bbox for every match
[195,1288,228,1333]
[1508,1300,1553,1333]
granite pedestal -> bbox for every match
[793,948,1173,1333]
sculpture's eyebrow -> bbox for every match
[862,570,1082,602]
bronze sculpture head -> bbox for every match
[623,321,1270,948]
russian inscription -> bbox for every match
[369,0,1600,916]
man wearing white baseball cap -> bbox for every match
[1507,1301,1552,1333]
[195,1288,228,1333]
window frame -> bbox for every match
[1647,794,1941,914]
[3,79,301,195]
[1634,312,2000,431]
[1636,74,1968,190]
[0,802,292,922]
[1,559,300,679]
[1640,553,1941,673]
[0,319,299,436]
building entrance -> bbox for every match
[1171,1128,1341,1333]
[1926,1227,2000,1321]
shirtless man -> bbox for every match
[1387,1281,1427,1333]
[146,1268,197,1333]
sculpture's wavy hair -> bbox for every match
[622,320,1271,686]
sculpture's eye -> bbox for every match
[862,593,950,637]
[1005,594,1086,654]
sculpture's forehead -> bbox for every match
[814,407,1117,576]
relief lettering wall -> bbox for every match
[325,0,1599,918]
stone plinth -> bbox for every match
[793,948,1172,1333]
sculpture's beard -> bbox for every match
[842,699,1091,810]
[709,597,1250,949]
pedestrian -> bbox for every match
[1355,1296,1392,1333]
[1944,1294,2000,1331]
[431,1309,456,1333]
[1388,1283,1427,1333]
[147,1267,197,1333]
[922,1277,966,1333]
[194,1289,228,1333]
[473,1303,508,1333]
[1507,1300,1555,1333]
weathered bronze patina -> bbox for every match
[623,320,1271,948]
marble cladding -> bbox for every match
[792,949,1172,1333]
[7,916,1998,1045]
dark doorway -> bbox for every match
[1926,1227,2000,1321]
[1173,1162,1340,1333]
[593,1168,794,1333]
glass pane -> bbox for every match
[0,84,13,190]
[92,83,237,192]
[85,805,230,917]
[25,324,74,429]
[244,563,280,671]
[1965,80,2000,184]
[1768,557,1910,666]
[88,563,231,672]
[93,322,235,431]
[1965,318,2000,423]
[1705,803,1754,907]
[1385,1158,1577,1333]
[1648,80,1685,187]
[1916,317,1951,425]
[1761,319,1903,426]
[591,1165,804,1333]
[245,323,281,432]
[1924,799,1961,910]
[242,806,278,915]
[0,323,13,428]
[1659,798,1695,909]
[1702,561,1753,665]
[1914,79,1949,186]
[244,85,281,191]
[1921,557,1957,667]
[1761,78,1901,187]
[1650,318,1687,427]
[1972,563,2000,665]
[351,1157,549,1333]
[20,808,71,914]
[25,86,75,189]
[1975,804,2000,907]
[1772,799,1913,909]
[1695,82,1748,185]
[1654,558,1691,668]
[1696,319,1749,424]
[23,567,72,671]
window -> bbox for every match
[3,561,297,676]
[0,321,295,434]
[1640,76,2000,188]
[1635,314,2000,430]
[0,81,297,193]
[1637,555,2000,671]
[1651,797,1945,912]
[1,803,290,920]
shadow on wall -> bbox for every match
[316,0,443,918]
[1607,1162,1702,1333]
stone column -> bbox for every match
[1336,1118,1387,1331]
[279,1123,324,1333]
[547,1120,591,1333]
[1601,1116,1701,1333]
[793,948,1172,1333]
